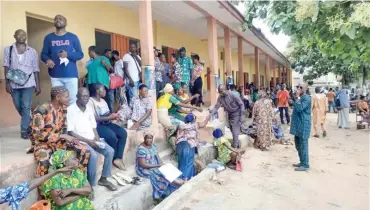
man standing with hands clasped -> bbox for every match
[290,82,312,171]
[41,14,84,105]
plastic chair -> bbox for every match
[29,200,51,210]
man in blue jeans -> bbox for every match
[41,14,83,105]
[3,29,41,139]
[67,87,117,197]
[290,82,312,172]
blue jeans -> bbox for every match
[50,77,78,105]
[85,142,114,187]
[105,87,114,112]
[126,81,140,105]
[328,101,336,112]
[279,107,290,124]
[11,87,34,133]
[294,136,309,168]
[96,123,127,160]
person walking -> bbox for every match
[206,84,245,148]
[327,88,336,113]
[290,82,311,172]
[41,14,83,105]
[3,29,41,139]
[277,84,290,124]
[123,44,142,105]
[337,87,350,129]
[312,86,327,138]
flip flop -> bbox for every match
[116,172,133,183]
[112,175,127,186]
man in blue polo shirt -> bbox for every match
[41,14,83,104]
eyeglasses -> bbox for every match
[296,86,303,90]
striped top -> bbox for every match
[3,43,39,89]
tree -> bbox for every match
[238,1,370,85]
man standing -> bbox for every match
[123,44,142,104]
[277,84,290,124]
[41,14,83,105]
[337,86,350,129]
[207,84,245,148]
[312,86,327,138]
[67,87,117,192]
[178,47,193,88]
[3,29,41,139]
[290,82,311,171]
[129,84,152,130]
[327,88,336,113]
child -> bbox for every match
[212,128,245,170]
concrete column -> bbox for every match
[265,55,270,88]
[278,65,281,85]
[238,37,244,91]
[272,60,276,87]
[207,16,218,106]
[283,67,286,84]
[224,27,232,85]
[138,0,157,125]
[254,47,260,88]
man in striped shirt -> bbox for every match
[3,29,41,139]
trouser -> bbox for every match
[104,87,114,112]
[313,121,325,135]
[337,108,350,128]
[228,112,241,148]
[279,107,290,124]
[50,77,78,105]
[294,136,309,168]
[85,142,114,187]
[11,87,34,133]
[190,77,203,105]
[126,81,140,105]
[156,81,165,99]
[96,123,127,160]
[328,101,336,112]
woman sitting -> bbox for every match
[157,83,202,126]
[252,91,274,151]
[88,83,127,170]
[176,114,209,180]
[212,128,245,169]
[42,150,94,210]
[136,131,184,201]
[358,95,370,123]
[173,83,200,117]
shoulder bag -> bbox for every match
[5,46,32,86]
[129,53,142,83]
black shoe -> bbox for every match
[21,132,29,140]
[323,130,327,137]
[292,163,301,167]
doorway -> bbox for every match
[27,16,55,108]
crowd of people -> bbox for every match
[2,13,370,210]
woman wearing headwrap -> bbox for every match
[251,90,274,150]
[29,86,90,177]
[42,150,94,210]
[136,131,184,201]
[212,129,246,169]
[175,113,209,180]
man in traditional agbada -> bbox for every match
[311,86,328,138]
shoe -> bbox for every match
[323,130,327,137]
[295,166,309,171]
[292,163,301,167]
[21,132,29,140]
[313,135,320,138]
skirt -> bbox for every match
[176,141,195,180]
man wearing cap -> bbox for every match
[178,47,193,89]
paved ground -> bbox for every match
[178,113,369,210]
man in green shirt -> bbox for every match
[87,46,114,111]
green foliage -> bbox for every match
[238,0,370,85]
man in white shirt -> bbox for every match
[67,87,117,193]
[123,44,141,104]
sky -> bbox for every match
[236,4,291,53]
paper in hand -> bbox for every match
[158,163,182,183]
[60,57,69,66]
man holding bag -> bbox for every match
[3,29,41,139]
[123,44,142,105]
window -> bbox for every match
[95,30,111,55]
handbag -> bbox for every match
[5,46,32,86]
[109,74,125,90]
[129,53,142,83]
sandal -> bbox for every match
[98,180,117,191]
[313,135,320,138]
[112,175,127,186]
[131,177,143,185]
[323,130,327,137]
[116,172,133,183]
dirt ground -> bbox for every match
[178,113,369,210]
